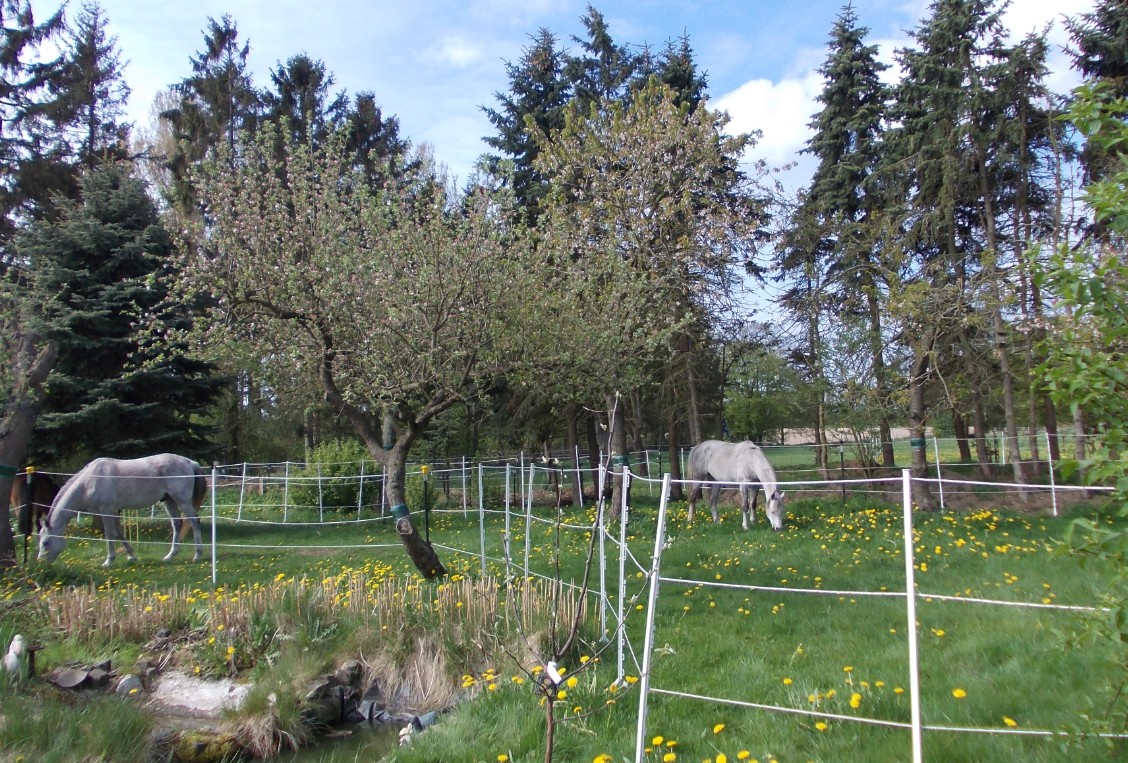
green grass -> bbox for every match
[3,483,1126,762]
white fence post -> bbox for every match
[357,460,366,523]
[902,468,924,763]
[633,473,672,763]
[237,462,247,521]
[504,464,512,571]
[524,465,534,582]
[282,461,290,523]
[211,465,218,586]
[1046,430,1059,517]
[317,462,324,523]
[574,445,584,510]
[478,463,487,578]
[933,436,945,511]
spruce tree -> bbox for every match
[29,164,224,464]
[0,0,66,246]
[261,53,347,146]
[161,15,259,215]
[789,4,893,466]
[482,27,570,221]
[56,1,130,168]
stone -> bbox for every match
[335,659,363,687]
[116,674,144,698]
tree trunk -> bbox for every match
[687,361,702,445]
[605,393,628,524]
[952,410,972,462]
[0,332,59,568]
[971,395,993,478]
[319,349,446,579]
[865,286,896,468]
[908,345,937,511]
[565,406,580,504]
[666,407,683,501]
[381,440,447,579]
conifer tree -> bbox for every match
[788,4,893,467]
[0,0,66,245]
[30,164,223,464]
[161,15,259,214]
[482,27,570,221]
[56,1,130,168]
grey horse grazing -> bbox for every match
[686,440,785,531]
[39,454,208,566]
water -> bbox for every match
[279,723,400,763]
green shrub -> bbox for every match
[289,440,382,513]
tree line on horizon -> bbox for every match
[0,0,1125,572]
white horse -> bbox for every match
[39,454,207,567]
[686,440,785,531]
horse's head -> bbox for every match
[37,524,64,562]
[766,490,785,532]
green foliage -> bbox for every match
[290,439,379,513]
[1037,81,1128,733]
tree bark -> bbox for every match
[665,407,683,501]
[952,410,972,462]
[908,344,937,511]
[0,331,59,568]
[318,346,447,579]
[605,393,628,524]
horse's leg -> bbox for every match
[708,484,721,523]
[163,501,182,561]
[687,481,700,522]
[181,503,204,562]
[102,514,136,566]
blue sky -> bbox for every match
[96,0,1093,189]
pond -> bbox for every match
[280,722,400,762]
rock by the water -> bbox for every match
[116,674,144,697]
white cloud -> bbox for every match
[714,73,822,173]
[430,36,486,69]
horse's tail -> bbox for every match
[192,466,208,512]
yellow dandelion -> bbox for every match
[736,752,751,761]
[815,721,828,731]
[1003,716,1017,728]
[713,722,725,733]
[663,753,676,762]
[717,754,728,763]
[498,755,509,762]
[783,677,792,685]
[952,688,967,699]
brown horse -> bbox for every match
[10,467,60,536]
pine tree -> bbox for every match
[29,164,224,464]
[261,53,347,146]
[564,5,637,110]
[161,15,259,214]
[481,27,570,221]
[0,0,66,246]
[56,1,130,168]
[1066,0,1128,183]
[344,91,411,188]
[788,4,893,467]
[1066,0,1128,97]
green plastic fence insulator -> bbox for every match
[909,438,926,448]
[0,464,16,478]
[391,503,410,519]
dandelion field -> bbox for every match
[3,478,1126,762]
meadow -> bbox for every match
[2,465,1125,763]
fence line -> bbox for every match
[630,469,1124,763]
